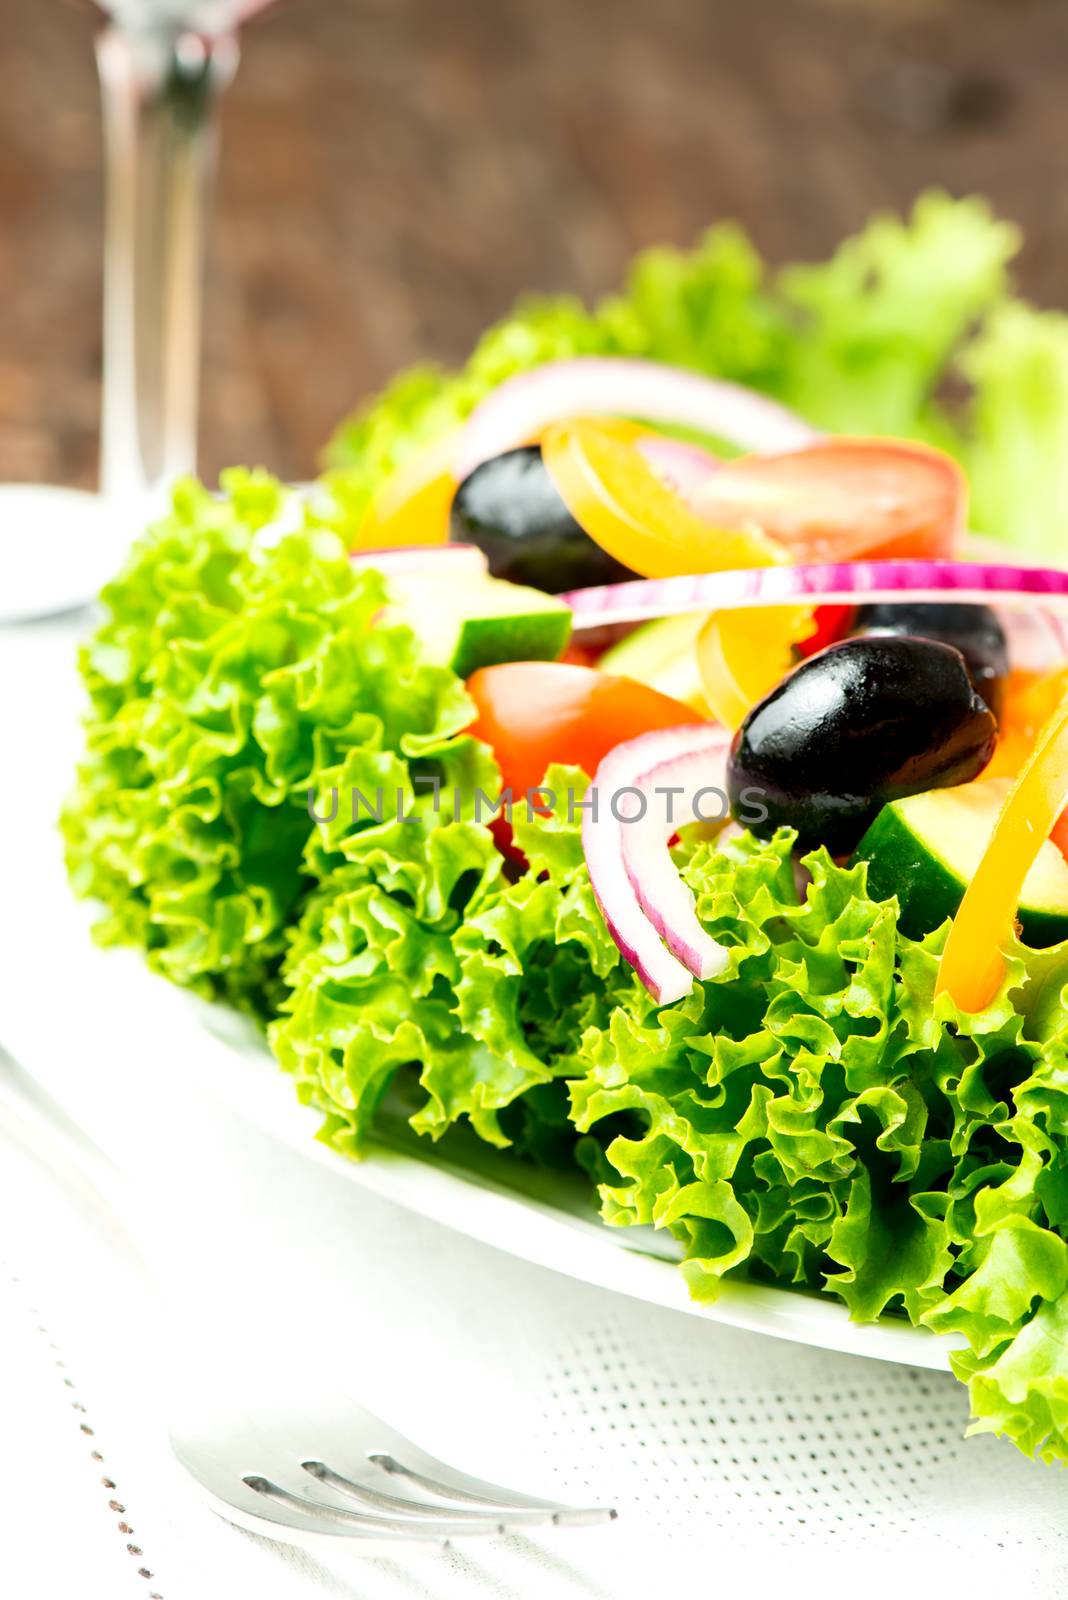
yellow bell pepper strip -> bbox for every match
[542,417,802,727]
[936,690,1068,1013]
[356,417,658,553]
[540,419,784,579]
[354,429,461,550]
[696,604,814,731]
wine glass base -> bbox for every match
[0,487,133,624]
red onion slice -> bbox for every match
[619,736,733,981]
[583,724,727,1004]
[636,435,722,503]
[563,558,1068,631]
[455,358,818,480]
[1001,608,1068,674]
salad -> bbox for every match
[64,195,1068,1466]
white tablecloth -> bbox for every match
[3,617,1068,1600]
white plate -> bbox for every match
[0,486,138,622]
[167,993,953,1371]
[0,620,956,1374]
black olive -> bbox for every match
[851,601,1008,713]
[727,636,998,854]
[451,445,635,593]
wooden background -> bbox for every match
[3,0,1066,489]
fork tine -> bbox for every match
[243,1474,504,1540]
[275,1396,617,1528]
[301,1460,555,1526]
[369,1451,617,1528]
[185,1472,456,1551]
[171,1389,616,1548]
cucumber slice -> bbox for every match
[851,778,1068,946]
[599,612,712,714]
[388,570,571,678]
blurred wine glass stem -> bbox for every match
[96,23,237,516]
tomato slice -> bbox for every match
[1051,808,1068,864]
[541,420,783,579]
[691,437,966,562]
[465,661,705,801]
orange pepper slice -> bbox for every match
[540,419,784,579]
[355,429,461,550]
[986,666,1068,779]
[936,688,1068,1013]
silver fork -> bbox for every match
[171,1381,613,1550]
[0,1046,616,1550]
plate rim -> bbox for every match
[179,993,956,1372]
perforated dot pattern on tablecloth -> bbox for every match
[279,1179,1068,1582]
[541,1332,957,1540]
[513,1307,1068,1566]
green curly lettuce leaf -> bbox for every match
[324,190,1068,552]
[955,302,1068,563]
[565,826,1068,1461]
[776,191,1017,438]
[271,765,633,1155]
[62,470,475,1009]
